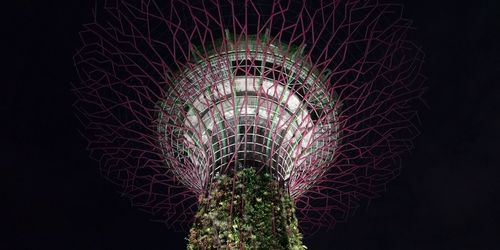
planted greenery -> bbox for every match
[187,168,306,249]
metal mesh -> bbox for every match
[158,36,339,195]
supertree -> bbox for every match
[74,0,424,248]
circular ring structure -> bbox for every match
[158,33,339,197]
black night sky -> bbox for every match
[5,0,500,249]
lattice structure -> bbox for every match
[158,33,339,199]
[74,0,424,234]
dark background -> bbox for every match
[4,0,500,249]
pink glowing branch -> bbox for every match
[74,0,424,234]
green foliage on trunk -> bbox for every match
[187,168,306,249]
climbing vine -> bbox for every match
[187,168,306,249]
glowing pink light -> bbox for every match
[74,0,424,234]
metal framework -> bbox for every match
[74,0,425,233]
[158,32,339,198]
